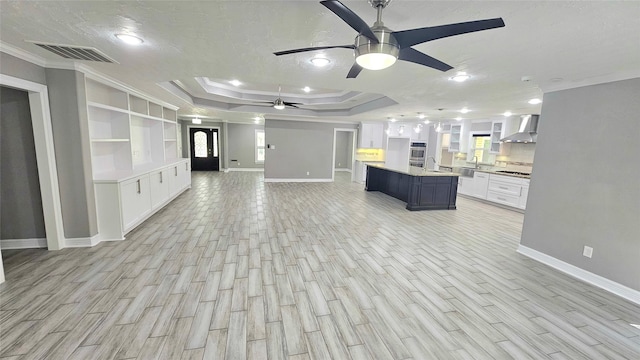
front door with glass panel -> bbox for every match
[190,128,219,171]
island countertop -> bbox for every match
[365,163,459,177]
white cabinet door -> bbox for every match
[168,164,180,196]
[489,121,504,153]
[519,185,529,209]
[448,123,469,153]
[359,123,384,148]
[120,175,151,231]
[150,168,170,210]
[458,176,473,195]
[472,172,489,199]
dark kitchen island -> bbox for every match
[365,164,459,211]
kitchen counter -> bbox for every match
[474,169,531,179]
[366,163,459,177]
[366,164,458,211]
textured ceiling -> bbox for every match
[1,1,639,124]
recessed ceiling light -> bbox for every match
[303,86,311,93]
[253,116,263,122]
[192,117,202,124]
[528,98,542,105]
[503,111,512,117]
[423,120,430,124]
[389,117,397,122]
[115,33,143,45]
[229,79,242,87]
[449,72,470,82]
[460,107,470,114]
[417,113,425,119]
[455,117,462,121]
[310,57,330,67]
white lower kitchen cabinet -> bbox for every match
[486,173,527,209]
[519,180,530,209]
[457,176,474,195]
[94,159,191,241]
[472,172,489,199]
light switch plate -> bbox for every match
[583,246,593,258]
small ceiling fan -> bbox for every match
[274,0,505,78]
[251,85,303,110]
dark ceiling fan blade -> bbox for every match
[274,44,355,56]
[346,63,363,78]
[320,0,379,44]
[286,104,300,109]
[392,18,505,48]
[398,48,453,72]
[283,101,303,106]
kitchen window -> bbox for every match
[255,129,265,163]
[468,134,495,164]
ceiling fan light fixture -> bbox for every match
[354,28,399,71]
[310,57,330,67]
[356,52,397,70]
[273,99,286,110]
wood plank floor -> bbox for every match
[1,171,639,359]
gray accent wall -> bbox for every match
[227,123,264,169]
[1,86,46,239]
[0,53,46,85]
[264,120,357,180]
[521,77,640,291]
[45,69,98,238]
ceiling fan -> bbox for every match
[274,0,505,78]
[251,85,303,110]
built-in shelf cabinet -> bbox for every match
[85,78,190,241]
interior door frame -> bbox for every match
[186,124,221,171]
[0,74,66,282]
[332,128,357,182]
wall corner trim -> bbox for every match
[517,245,640,305]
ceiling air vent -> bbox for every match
[31,42,117,63]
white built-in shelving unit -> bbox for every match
[85,77,190,241]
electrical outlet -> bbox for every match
[583,246,593,258]
[338,162,341,166]
[306,171,310,176]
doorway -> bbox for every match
[190,127,220,171]
[332,128,357,182]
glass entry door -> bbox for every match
[189,127,219,171]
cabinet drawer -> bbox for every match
[488,181,521,196]
[489,174,523,185]
[487,190,520,207]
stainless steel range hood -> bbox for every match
[500,114,540,143]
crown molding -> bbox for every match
[542,69,640,93]
[0,41,47,67]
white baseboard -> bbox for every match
[65,234,101,248]
[0,238,47,249]
[517,245,640,305]
[227,168,264,172]
[264,178,333,183]
[334,168,352,173]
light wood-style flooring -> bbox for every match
[1,171,639,359]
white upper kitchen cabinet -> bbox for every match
[489,120,504,153]
[359,123,384,148]
[448,121,469,153]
